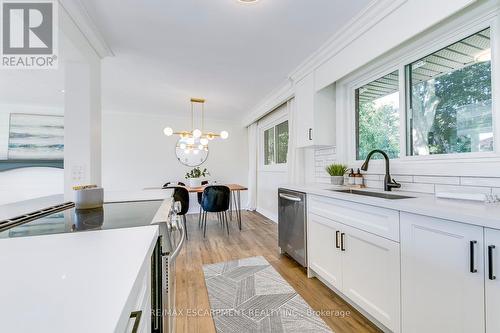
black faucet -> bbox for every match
[360,149,401,192]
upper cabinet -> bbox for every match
[294,72,336,148]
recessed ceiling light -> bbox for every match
[238,0,259,3]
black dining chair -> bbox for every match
[197,180,209,228]
[162,181,186,188]
[200,185,230,238]
[166,185,190,240]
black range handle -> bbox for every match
[341,233,346,251]
[308,128,313,141]
[489,245,496,280]
[130,311,142,333]
[470,240,478,273]
[335,231,340,249]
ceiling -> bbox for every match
[81,0,371,120]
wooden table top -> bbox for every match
[185,183,248,193]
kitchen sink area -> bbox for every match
[331,189,415,200]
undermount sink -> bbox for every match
[332,189,415,200]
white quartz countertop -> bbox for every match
[0,226,159,333]
[280,183,500,230]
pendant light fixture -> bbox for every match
[163,98,229,154]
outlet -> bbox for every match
[71,164,85,182]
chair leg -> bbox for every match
[198,206,202,228]
[182,215,188,240]
[203,211,208,238]
[224,211,229,235]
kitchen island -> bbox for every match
[0,226,159,333]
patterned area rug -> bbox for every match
[203,256,333,333]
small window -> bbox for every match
[406,28,492,156]
[356,71,400,160]
[263,120,289,165]
[264,127,275,165]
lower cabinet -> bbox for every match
[308,213,343,290]
[341,223,400,332]
[400,212,485,333]
[308,212,400,332]
[485,228,500,333]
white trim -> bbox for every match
[258,108,288,173]
[289,0,408,83]
[242,0,410,127]
[337,3,500,176]
[242,79,293,127]
[59,0,114,58]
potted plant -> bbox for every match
[185,167,210,188]
[325,164,348,185]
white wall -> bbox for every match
[256,104,288,222]
[101,111,248,213]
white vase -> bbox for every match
[188,178,202,188]
[330,176,344,185]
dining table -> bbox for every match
[184,184,247,230]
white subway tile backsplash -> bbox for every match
[396,182,435,194]
[393,175,414,183]
[364,180,384,189]
[460,177,500,188]
[363,174,381,181]
[435,184,492,194]
[312,147,500,195]
[413,176,460,185]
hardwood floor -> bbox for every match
[175,211,382,333]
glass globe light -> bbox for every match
[163,127,173,136]
[220,130,229,139]
[187,137,195,145]
[198,144,204,150]
[200,138,209,145]
[193,129,202,138]
[179,143,187,150]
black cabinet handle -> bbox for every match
[130,311,142,333]
[470,240,478,273]
[341,233,346,251]
[489,245,496,280]
[335,231,340,249]
[308,128,313,141]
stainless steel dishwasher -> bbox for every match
[278,188,307,267]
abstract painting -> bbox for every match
[8,113,64,160]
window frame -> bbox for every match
[258,104,289,172]
[342,11,500,169]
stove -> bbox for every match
[0,200,163,238]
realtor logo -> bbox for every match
[1,0,58,69]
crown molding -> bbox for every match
[242,0,406,126]
[242,78,294,127]
[289,0,407,83]
[58,0,114,59]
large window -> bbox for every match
[407,28,492,156]
[356,71,400,160]
[354,27,494,160]
[263,120,289,165]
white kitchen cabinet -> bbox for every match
[485,228,500,333]
[294,72,335,148]
[308,213,343,290]
[400,212,485,333]
[341,223,400,332]
[308,201,400,332]
[124,261,151,333]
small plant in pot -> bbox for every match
[325,164,348,185]
[185,167,210,188]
